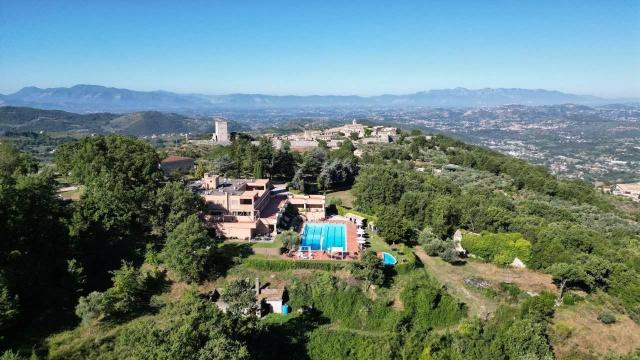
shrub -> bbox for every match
[440,248,463,264]
[499,282,523,301]
[401,272,467,330]
[288,273,398,331]
[307,328,392,360]
[350,250,384,286]
[75,291,105,323]
[553,321,574,341]
[562,292,585,306]
[461,232,531,266]
[242,258,345,272]
[0,350,23,360]
[277,230,300,252]
[113,292,250,359]
[598,310,616,324]
[396,247,419,274]
[424,239,448,256]
[520,292,556,322]
[74,262,164,322]
[418,227,439,245]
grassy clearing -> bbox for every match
[326,189,355,208]
[414,247,556,318]
[552,300,640,359]
[366,232,392,253]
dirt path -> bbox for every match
[414,247,557,318]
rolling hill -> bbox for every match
[0,106,209,135]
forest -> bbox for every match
[1,130,639,359]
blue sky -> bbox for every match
[0,0,638,97]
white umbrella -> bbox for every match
[357,239,367,244]
[357,228,365,235]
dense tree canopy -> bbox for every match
[153,182,204,235]
[0,143,73,328]
[114,291,251,360]
[353,134,640,322]
[162,215,214,282]
[55,134,161,192]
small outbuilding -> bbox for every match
[255,278,286,316]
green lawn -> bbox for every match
[366,232,392,253]
[249,237,283,249]
[326,189,355,208]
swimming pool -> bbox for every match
[300,223,346,251]
[382,252,397,266]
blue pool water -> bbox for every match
[300,223,346,251]
[382,252,397,266]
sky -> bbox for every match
[0,0,639,97]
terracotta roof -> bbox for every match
[161,155,194,164]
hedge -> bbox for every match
[242,258,346,272]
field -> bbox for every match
[552,301,640,359]
[415,247,556,318]
[326,189,355,208]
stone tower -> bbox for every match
[212,118,230,144]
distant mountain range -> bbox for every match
[0,84,634,113]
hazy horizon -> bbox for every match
[1,1,639,97]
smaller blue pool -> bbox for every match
[382,252,397,266]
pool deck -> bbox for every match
[282,219,360,261]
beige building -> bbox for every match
[613,183,640,202]
[286,194,326,221]
[198,173,279,239]
[301,119,367,141]
[194,173,327,239]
